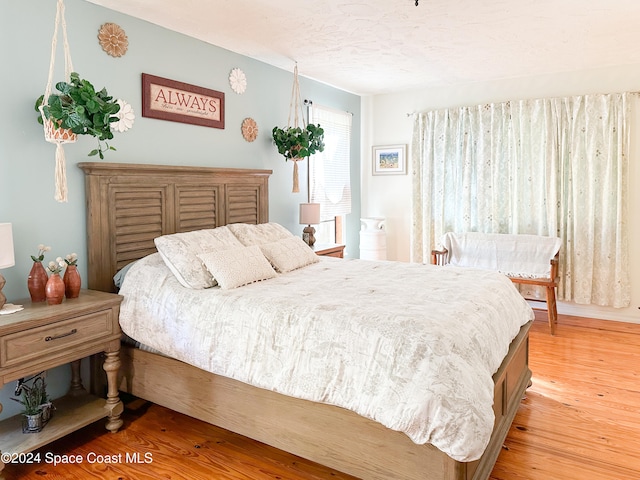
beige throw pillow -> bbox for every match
[260,236,320,273]
[227,222,294,246]
[197,245,277,289]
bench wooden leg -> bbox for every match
[545,286,558,335]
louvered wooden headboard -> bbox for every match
[79,162,272,292]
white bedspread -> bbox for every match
[118,253,534,462]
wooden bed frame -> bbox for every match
[80,162,532,480]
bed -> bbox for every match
[79,162,533,480]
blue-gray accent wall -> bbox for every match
[0,0,361,420]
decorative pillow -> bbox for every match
[154,226,244,289]
[227,222,294,246]
[197,245,277,289]
[260,236,320,273]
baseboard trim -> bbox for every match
[528,299,640,324]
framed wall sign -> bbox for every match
[142,73,225,129]
[372,144,407,175]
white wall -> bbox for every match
[363,64,640,323]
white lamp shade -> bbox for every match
[0,223,15,269]
[299,203,321,225]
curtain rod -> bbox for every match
[405,91,640,118]
[305,99,354,116]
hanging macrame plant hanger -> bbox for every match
[287,64,307,193]
[40,0,77,203]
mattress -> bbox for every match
[118,252,534,462]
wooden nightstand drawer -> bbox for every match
[1,309,115,368]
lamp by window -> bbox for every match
[299,203,321,246]
[0,223,15,311]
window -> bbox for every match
[308,104,352,244]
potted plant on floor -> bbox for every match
[35,72,121,159]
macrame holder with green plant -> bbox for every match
[287,65,305,193]
[272,64,325,193]
[38,0,78,203]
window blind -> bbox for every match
[308,104,352,221]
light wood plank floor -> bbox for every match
[491,310,640,480]
[5,310,640,479]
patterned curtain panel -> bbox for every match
[411,93,632,308]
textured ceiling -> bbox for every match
[85,0,640,95]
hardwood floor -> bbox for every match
[5,310,640,479]
[491,310,640,480]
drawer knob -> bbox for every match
[45,328,78,342]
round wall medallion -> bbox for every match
[229,68,247,94]
[113,99,135,133]
[241,118,258,142]
[98,23,129,57]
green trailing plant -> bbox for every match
[271,123,325,160]
[35,72,121,159]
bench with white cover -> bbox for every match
[432,232,561,334]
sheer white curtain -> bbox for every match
[411,93,632,307]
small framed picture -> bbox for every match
[372,145,407,175]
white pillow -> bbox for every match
[154,227,244,289]
[260,236,320,273]
[197,245,277,289]
[227,222,294,246]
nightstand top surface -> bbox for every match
[0,289,122,334]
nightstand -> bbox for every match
[313,243,345,258]
[0,290,123,478]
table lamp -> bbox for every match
[0,223,15,310]
[299,203,321,246]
